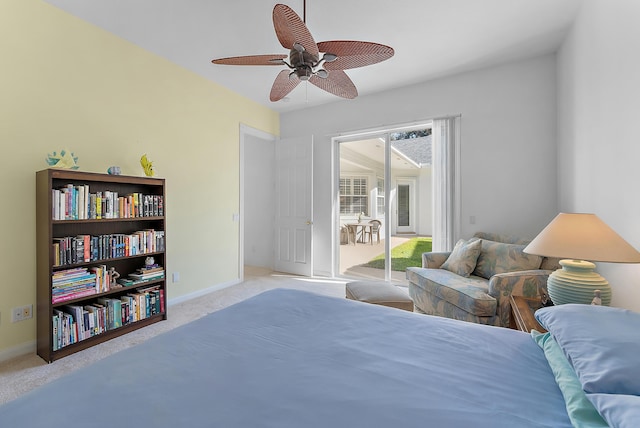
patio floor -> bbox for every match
[339,235,418,285]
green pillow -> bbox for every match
[531,331,608,428]
[440,239,482,277]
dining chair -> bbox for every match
[364,219,382,244]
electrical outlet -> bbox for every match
[11,305,32,323]
[22,304,33,320]
[172,272,180,283]
[12,307,23,323]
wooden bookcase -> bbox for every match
[36,169,167,363]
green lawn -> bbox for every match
[363,237,432,271]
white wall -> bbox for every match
[281,55,559,276]
[244,134,276,269]
[557,0,640,310]
[417,166,433,236]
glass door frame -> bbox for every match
[331,120,438,281]
[332,131,392,281]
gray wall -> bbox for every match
[557,0,640,310]
[281,55,559,277]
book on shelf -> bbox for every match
[88,265,109,293]
[52,230,165,267]
[120,295,134,325]
[137,266,163,274]
[128,269,165,281]
[117,277,149,287]
[134,285,163,316]
[51,285,164,351]
[52,288,96,305]
[51,267,98,304]
[52,184,164,221]
[116,278,135,287]
[52,309,63,351]
[53,309,77,348]
[84,304,106,335]
[127,292,145,321]
[62,305,88,341]
[52,303,109,350]
[96,298,123,330]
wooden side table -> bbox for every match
[509,295,547,333]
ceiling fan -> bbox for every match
[211,2,394,102]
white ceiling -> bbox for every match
[43,0,582,113]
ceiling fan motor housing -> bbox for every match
[290,48,317,80]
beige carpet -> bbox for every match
[0,268,347,405]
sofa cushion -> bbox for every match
[405,267,496,317]
[345,280,414,312]
[472,239,543,280]
[440,238,482,277]
[473,232,530,245]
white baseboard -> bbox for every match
[313,269,332,278]
[167,278,241,306]
[0,280,241,364]
[0,340,36,364]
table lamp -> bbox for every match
[523,213,640,305]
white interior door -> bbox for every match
[275,136,313,276]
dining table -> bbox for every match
[345,222,372,245]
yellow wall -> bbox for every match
[0,0,279,356]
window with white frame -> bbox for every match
[340,177,368,215]
[376,177,385,216]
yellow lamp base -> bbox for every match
[547,259,611,305]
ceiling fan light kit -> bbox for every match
[211,2,394,102]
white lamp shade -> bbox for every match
[524,213,640,306]
[523,213,640,263]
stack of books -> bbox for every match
[117,266,164,287]
[51,268,98,304]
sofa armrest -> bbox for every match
[422,251,451,268]
[488,270,552,327]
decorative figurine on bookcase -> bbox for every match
[107,166,121,175]
[46,149,79,170]
[145,256,156,268]
[140,154,155,177]
[109,267,121,289]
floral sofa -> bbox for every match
[406,232,560,327]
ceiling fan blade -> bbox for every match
[270,69,301,102]
[212,54,287,66]
[317,41,394,70]
[273,4,319,58]
[309,70,357,99]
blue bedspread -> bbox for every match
[0,289,572,427]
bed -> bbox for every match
[1,288,638,427]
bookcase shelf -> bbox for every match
[50,278,166,308]
[36,169,167,363]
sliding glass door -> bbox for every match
[336,134,389,281]
[335,124,433,284]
